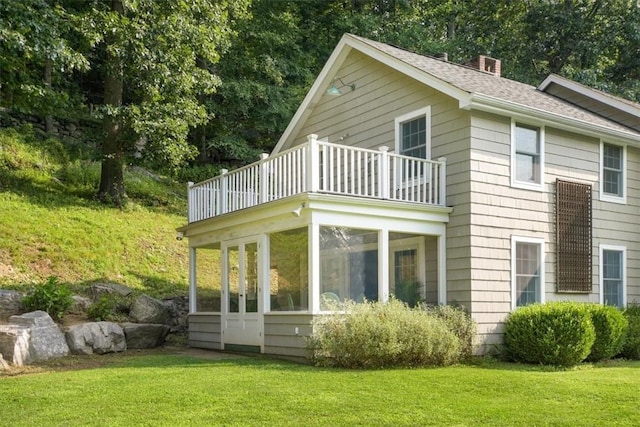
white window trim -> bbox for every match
[510,119,545,191]
[599,140,627,204]
[511,236,546,310]
[394,106,431,159]
[599,244,626,307]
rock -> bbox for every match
[0,353,10,370]
[162,296,189,332]
[65,322,126,355]
[70,295,92,315]
[0,325,30,366]
[8,311,69,363]
[130,295,169,324]
[122,323,170,349]
[90,282,133,300]
[0,290,23,321]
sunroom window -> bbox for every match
[269,228,309,311]
[195,246,222,312]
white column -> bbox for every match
[438,157,447,206]
[188,247,197,314]
[378,146,389,199]
[437,231,447,305]
[309,223,320,313]
[219,169,228,215]
[259,153,269,203]
[259,234,270,314]
[379,229,389,302]
[307,134,319,193]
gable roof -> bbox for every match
[273,34,640,154]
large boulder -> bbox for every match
[8,311,69,363]
[65,322,126,355]
[0,290,23,321]
[69,295,92,315]
[89,282,133,300]
[0,325,30,366]
[130,295,169,324]
[163,296,189,333]
[0,353,10,370]
[122,323,170,349]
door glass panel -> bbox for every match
[245,242,258,313]
[227,246,240,313]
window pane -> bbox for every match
[515,241,541,307]
[515,125,541,184]
[516,125,539,154]
[245,242,258,313]
[269,228,309,311]
[227,246,240,313]
[401,116,427,158]
[604,144,622,170]
[603,250,623,308]
[195,247,222,312]
[320,226,378,309]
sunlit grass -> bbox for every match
[1,354,640,426]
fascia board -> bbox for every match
[539,74,640,119]
[467,93,640,147]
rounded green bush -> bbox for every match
[21,276,73,320]
[504,302,595,366]
[584,304,627,362]
[621,305,640,360]
[420,304,476,360]
[306,299,461,368]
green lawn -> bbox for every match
[2,353,639,426]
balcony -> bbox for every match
[187,134,447,223]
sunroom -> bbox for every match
[179,135,451,357]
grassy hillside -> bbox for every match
[0,126,192,297]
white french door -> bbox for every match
[223,239,262,347]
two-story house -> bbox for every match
[178,34,640,357]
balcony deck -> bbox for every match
[187,135,447,223]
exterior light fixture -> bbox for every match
[292,202,306,217]
[326,77,356,96]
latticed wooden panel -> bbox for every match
[556,179,592,293]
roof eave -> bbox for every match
[467,93,640,145]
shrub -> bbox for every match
[306,299,461,369]
[583,304,627,362]
[21,276,73,320]
[420,304,477,360]
[87,294,131,322]
[504,302,595,366]
[621,305,640,360]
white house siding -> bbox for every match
[263,314,313,359]
[189,314,222,350]
[467,111,640,353]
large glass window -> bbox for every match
[195,246,222,312]
[512,237,544,308]
[601,142,625,201]
[514,123,542,185]
[390,232,424,308]
[269,228,308,311]
[320,226,379,309]
[600,246,625,308]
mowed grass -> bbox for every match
[1,354,639,426]
[0,126,191,296]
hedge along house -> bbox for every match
[178,34,640,357]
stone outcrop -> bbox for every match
[7,311,69,364]
[130,295,169,324]
[0,353,10,370]
[0,325,30,366]
[89,282,133,299]
[65,322,126,355]
[0,290,23,321]
[70,295,92,315]
[163,296,189,333]
[122,323,170,349]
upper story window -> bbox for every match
[511,236,545,309]
[511,121,544,190]
[395,106,431,159]
[600,141,626,203]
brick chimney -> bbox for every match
[466,55,501,77]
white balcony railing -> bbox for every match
[187,134,447,223]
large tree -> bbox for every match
[81,0,247,205]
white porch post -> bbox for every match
[437,231,447,305]
[307,134,319,193]
[259,153,269,203]
[309,223,320,313]
[438,157,447,206]
[378,146,389,199]
[187,181,194,223]
[188,246,197,313]
[219,169,229,215]
[379,229,389,302]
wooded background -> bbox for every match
[1,0,638,204]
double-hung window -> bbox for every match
[600,142,626,203]
[599,245,626,308]
[512,121,544,190]
[511,236,545,309]
[394,107,431,192]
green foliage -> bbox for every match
[87,294,131,322]
[584,304,627,362]
[393,280,420,308]
[307,299,461,368]
[621,305,640,360]
[21,276,73,320]
[504,302,596,366]
[421,304,477,360]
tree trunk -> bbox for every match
[98,0,126,206]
